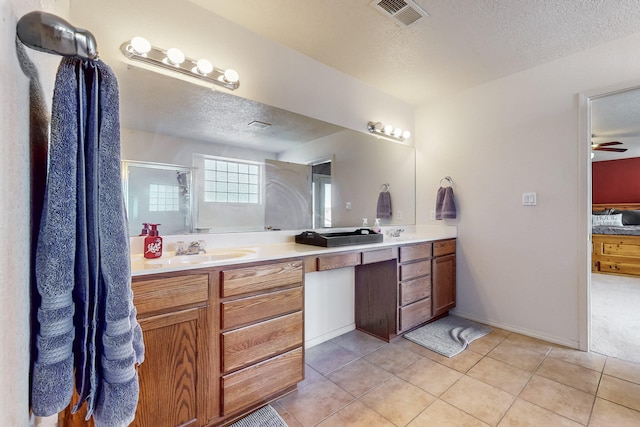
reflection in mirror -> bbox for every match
[122,161,193,236]
[117,67,415,234]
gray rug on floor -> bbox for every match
[229,405,288,427]
[404,315,493,357]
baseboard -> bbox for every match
[451,310,580,349]
[305,323,355,349]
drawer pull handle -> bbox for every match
[609,265,619,270]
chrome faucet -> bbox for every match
[176,240,206,255]
[387,229,405,238]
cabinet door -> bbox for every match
[432,254,456,317]
[134,308,207,427]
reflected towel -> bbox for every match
[435,187,456,219]
[376,191,392,219]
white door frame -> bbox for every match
[578,79,640,351]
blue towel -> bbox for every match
[32,57,144,426]
[376,191,392,219]
[435,186,457,219]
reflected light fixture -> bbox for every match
[121,37,240,90]
[367,121,411,142]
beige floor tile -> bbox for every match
[271,401,303,427]
[547,347,606,372]
[497,399,582,427]
[589,397,640,427]
[316,400,396,427]
[277,377,355,426]
[397,357,463,396]
[327,358,392,397]
[597,374,640,412]
[298,363,324,389]
[422,347,484,373]
[305,341,361,375]
[519,375,595,425]
[604,357,640,385]
[503,333,555,355]
[360,376,435,426]
[467,357,532,395]
[487,342,546,372]
[408,399,491,427]
[468,332,507,355]
[332,329,387,356]
[364,342,423,374]
[440,375,515,426]
[536,357,601,394]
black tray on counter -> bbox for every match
[295,229,383,247]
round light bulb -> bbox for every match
[393,128,403,137]
[195,58,213,75]
[383,124,393,135]
[165,48,185,66]
[130,36,151,55]
[402,130,411,139]
[223,69,239,84]
[373,122,384,132]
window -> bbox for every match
[203,158,260,203]
[149,184,179,212]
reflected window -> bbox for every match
[149,184,179,212]
[203,157,260,204]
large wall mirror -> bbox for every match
[71,1,416,236]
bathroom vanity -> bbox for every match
[61,233,456,427]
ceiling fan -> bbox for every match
[591,141,628,153]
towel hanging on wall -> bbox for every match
[376,184,392,218]
[31,57,144,427]
[435,177,456,219]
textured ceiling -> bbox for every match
[191,0,640,106]
[591,87,640,162]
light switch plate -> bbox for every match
[522,192,537,206]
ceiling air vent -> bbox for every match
[370,0,428,27]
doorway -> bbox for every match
[581,83,640,363]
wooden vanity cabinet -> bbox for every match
[397,242,433,333]
[432,239,456,317]
[215,258,304,422]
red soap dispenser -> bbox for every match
[144,223,162,259]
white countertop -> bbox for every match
[131,225,457,276]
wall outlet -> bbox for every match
[397,210,403,220]
[345,201,351,210]
[430,210,436,220]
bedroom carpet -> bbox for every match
[591,273,640,364]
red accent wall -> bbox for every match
[592,158,640,203]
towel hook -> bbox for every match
[380,183,390,192]
[440,176,454,187]
[17,11,99,60]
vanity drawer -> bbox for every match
[221,260,303,298]
[222,347,303,415]
[399,297,432,331]
[399,259,431,281]
[315,252,360,271]
[433,239,456,257]
[222,311,303,373]
[362,248,396,264]
[399,243,432,263]
[221,286,303,330]
[399,276,431,306]
[133,274,209,316]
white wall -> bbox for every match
[1,1,68,425]
[415,31,640,347]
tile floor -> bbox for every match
[271,327,640,426]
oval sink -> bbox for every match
[144,249,256,265]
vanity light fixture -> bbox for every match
[120,37,240,90]
[367,121,411,142]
